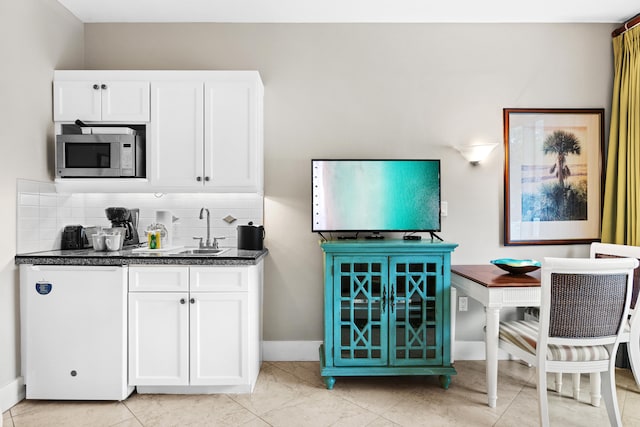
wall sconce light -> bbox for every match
[454,143,498,165]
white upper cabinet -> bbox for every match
[149,81,205,187]
[53,71,263,193]
[204,80,262,192]
[53,80,150,122]
[150,74,263,193]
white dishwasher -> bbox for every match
[20,265,134,400]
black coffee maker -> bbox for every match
[105,207,140,246]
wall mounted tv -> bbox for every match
[311,159,441,234]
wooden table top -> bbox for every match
[451,265,541,288]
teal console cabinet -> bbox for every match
[319,240,458,389]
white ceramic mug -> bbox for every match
[104,233,121,252]
[104,227,125,250]
[92,234,107,251]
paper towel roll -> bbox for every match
[155,210,173,247]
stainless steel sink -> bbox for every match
[169,248,230,256]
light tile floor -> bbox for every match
[4,360,640,426]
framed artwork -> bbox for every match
[503,108,604,245]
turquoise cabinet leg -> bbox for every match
[439,375,451,390]
[323,376,336,390]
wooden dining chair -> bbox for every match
[498,257,638,427]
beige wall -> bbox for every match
[0,0,83,407]
[83,23,616,342]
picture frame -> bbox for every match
[503,108,604,246]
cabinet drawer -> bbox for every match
[129,266,189,292]
[190,266,248,292]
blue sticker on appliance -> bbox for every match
[35,282,52,295]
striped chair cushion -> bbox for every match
[499,320,610,361]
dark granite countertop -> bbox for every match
[15,246,268,266]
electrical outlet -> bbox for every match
[459,296,468,312]
[441,201,448,217]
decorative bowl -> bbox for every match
[490,258,541,275]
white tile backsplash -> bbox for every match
[16,179,264,252]
[19,193,39,206]
[17,179,59,252]
[40,194,57,207]
[17,180,40,194]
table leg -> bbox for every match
[485,306,500,408]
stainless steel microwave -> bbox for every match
[55,133,145,178]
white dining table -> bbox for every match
[451,265,541,408]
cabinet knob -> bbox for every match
[190,298,195,304]
[180,298,186,304]
[196,176,202,182]
[204,176,210,182]
[93,84,100,90]
[101,84,107,90]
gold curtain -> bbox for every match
[601,26,640,244]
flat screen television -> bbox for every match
[311,159,441,234]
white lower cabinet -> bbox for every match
[128,291,190,385]
[128,263,262,393]
[190,291,248,386]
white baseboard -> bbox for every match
[263,340,509,362]
[453,340,511,361]
[0,376,25,413]
[263,341,323,361]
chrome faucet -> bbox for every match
[193,207,226,249]
[199,207,213,248]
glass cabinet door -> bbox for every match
[333,256,388,366]
[389,256,442,366]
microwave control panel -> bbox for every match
[120,142,134,176]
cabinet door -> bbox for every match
[53,80,150,122]
[190,291,249,385]
[129,292,189,385]
[204,80,261,192]
[150,81,204,187]
[333,256,388,367]
[101,81,150,122]
[389,256,443,366]
[53,81,102,121]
